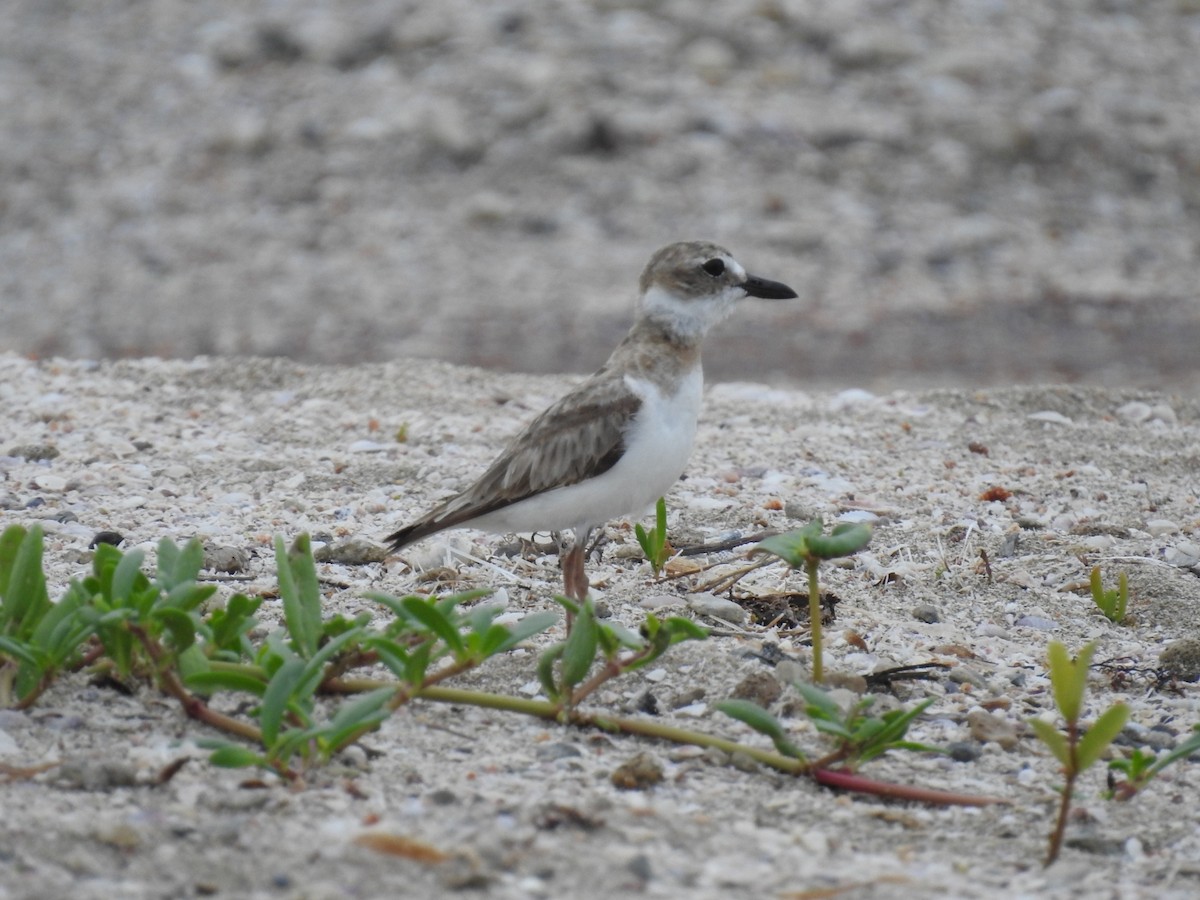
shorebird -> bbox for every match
[385,241,797,600]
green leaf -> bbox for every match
[207,594,262,656]
[560,604,598,688]
[158,538,205,591]
[276,535,320,658]
[1,524,49,634]
[324,686,395,747]
[0,524,30,602]
[163,582,217,614]
[0,635,42,668]
[715,699,805,760]
[805,523,873,559]
[537,643,565,701]
[400,597,464,654]
[754,521,823,569]
[110,548,147,609]
[208,745,267,769]
[260,657,306,746]
[153,608,198,653]
[1146,724,1200,776]
[1028,717,1071,768]
[792,681,844,721]
[1047,641,1094,724]
[1075,704,1130,772]
[185,669,269,696]
[489,611,559,655]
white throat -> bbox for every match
[639,283,742,342]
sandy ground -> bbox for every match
[4,0,1200,389]
[2,353,1199,899]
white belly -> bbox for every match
[474,368,703,535]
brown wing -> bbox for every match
[385,373,641,550]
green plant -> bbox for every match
[1089,566,1128,623]
[715,684,992,805]
[1107,724,1200,801]
[0,525,1003,807]
[753,520,873,682]
[538,593,707,708]
[634,497,671,577]
[718,683,941,769]
[0,525,97,708]
[1027,641,1129,866]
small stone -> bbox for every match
[611,752,663,790]
[1159,639,1200,682]
[949,667,988,689]
[1145,519,1179,537]
[626,854,653,883]
[94,821,142,851]
[683,36,737,83]
[670,687,706,709]
[32,474,67,492]
[314,538,388,565]
[639,594,680,610]
[730,672,782,706]
[1148,404,1177,425]
[55,759,139,791]
[947,741,982,762]
[1026,411,1073,426]
[784,500,815,521]
[7,444,59,461]
[967,708,1020,750]
[820,671,868,694]
[535,743,582,761]
[976,623,1012,640]
[89,531,124,548]
[686,592,747,624]
[913,604,940,624]
[1163,541,1200,569]
[1115,401,1153,423]
[347,440,388,453]
[203,544,250,574]
[1015,615,1057,631]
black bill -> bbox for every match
[741,275,798,300]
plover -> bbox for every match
[385,241,797,599]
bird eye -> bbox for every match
[701,258,725,277]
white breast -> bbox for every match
[473,367,703,535]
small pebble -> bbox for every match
[90,531,124,548]
[1145,519,1179,537]
[730,672,782,706]
[686,592,747,625]
[1159,639,1200,682]
[203,544,250,573]
[1014,615,1057,631]
[967,709,1019,750]
[314,538,388,565]
[32,474,67,492]
[947,741,982,762]
[912,604,941,624]
[7,444,59,461]
[611,752,663,790]
[535,743,582,761]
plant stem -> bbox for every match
[130,625,263,743]
[807,557,823,682]
[1045,721,1079,867]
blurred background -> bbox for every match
[3,0,1199,389]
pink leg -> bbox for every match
[562,544,589,601]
